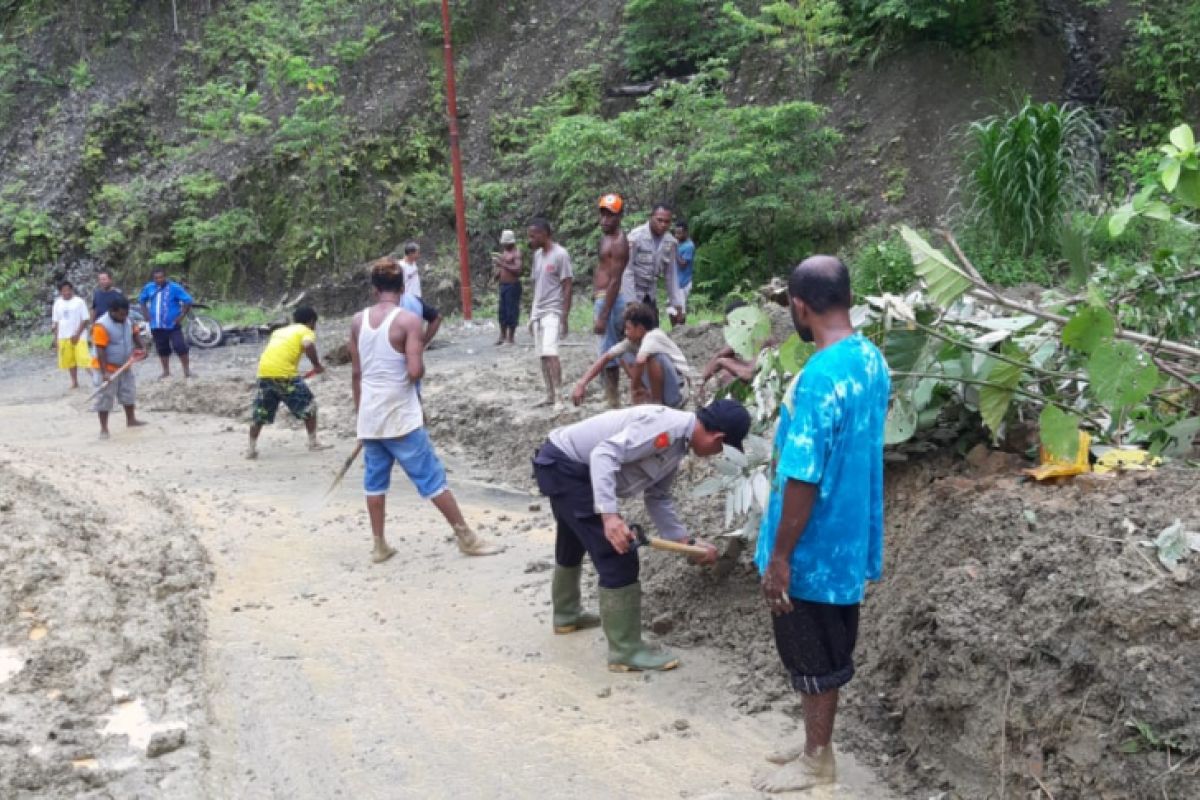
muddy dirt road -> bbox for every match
[0,324,890,799]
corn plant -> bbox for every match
[962,99,1099,255]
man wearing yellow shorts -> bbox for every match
[51,281,91,389]
[246,306,331,459]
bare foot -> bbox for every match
[372,542,397,563]
[532,397,553,408]
[244,447,258,460]
[98,431,110,440]
[307,440,333,451]
[453,525,501,556]
[752,748,836,793]
[494,338,504,346]
[766,739,804,765]
[127,419,148,428]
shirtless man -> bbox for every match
[591,194,630,408]
[349,257,499,563]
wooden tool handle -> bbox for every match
[647,538,711,558]
[83,358,136,402]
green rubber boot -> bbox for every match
[552,565,601,634]
[599,582,679,672]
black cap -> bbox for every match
[696,399,752,451]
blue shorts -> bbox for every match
[597,294,627,366]
[362,428,448,499]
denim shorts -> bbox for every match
[362,427,448,499]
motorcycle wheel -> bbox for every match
[187,315,224,349]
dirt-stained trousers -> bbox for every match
[533,441,639,588]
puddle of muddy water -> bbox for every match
[0,647,22,683]
[98,695,187,752]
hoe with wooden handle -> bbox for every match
[629,524,712,559]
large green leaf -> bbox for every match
[1061,306,1115,354]
[885,396,917,445]
[979,357,1023,439]
[1039,405,1081,462]
[1087,341,1160,408]
[724,306,771,360]
[898,225,974,308]
[882,329,931,373]
[1175,168,1200,209]
[777,333,813,376]
[1168,123,1195,153]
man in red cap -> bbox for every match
[591,193,629,408]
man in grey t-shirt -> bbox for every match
[527,217,574,410]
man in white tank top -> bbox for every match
[348,257,500,563]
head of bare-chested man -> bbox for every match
[598,193,624,235]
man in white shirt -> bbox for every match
[571,302,690,409]
[527,218,574,410]
[50,281,92,389]
[400,241,422,299]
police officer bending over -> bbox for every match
[532,400,752,672]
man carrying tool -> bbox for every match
[137,267,194,379]
[350,257,500,563]
[571,302,691,409]
[246,306,330,460]
[494,230,522,346]
[532,399,750,672]
[753,256,890,793]
[90,296,147,439]
[591,193,629,407]
[527,217,573,410]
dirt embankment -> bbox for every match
[641,453,1200,800]
[0,459,211,799]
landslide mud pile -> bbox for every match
[643,456,1200,800]
[0,461,212,798]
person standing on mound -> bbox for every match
[753,256,890,794]
[349,257,501,563]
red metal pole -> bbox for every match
[441,0,473,319]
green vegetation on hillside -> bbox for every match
[0,0,1198,331]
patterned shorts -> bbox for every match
[252,378,316,425]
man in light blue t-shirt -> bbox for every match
[673,221,695,312]
[752,256,890,794]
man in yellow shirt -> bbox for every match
[247,306,330,459]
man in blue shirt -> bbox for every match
[752,256,890,794]
[673,221,695,313]
[137,267,194,379]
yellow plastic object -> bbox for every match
[1024,431,1092,481]
[1094,448,1161,474]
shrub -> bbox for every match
[622,0,750,79]
[849,231,916,296]
[961,98,1099,255]
[1106,2,1200,139]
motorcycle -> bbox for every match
[128,303,224,349]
